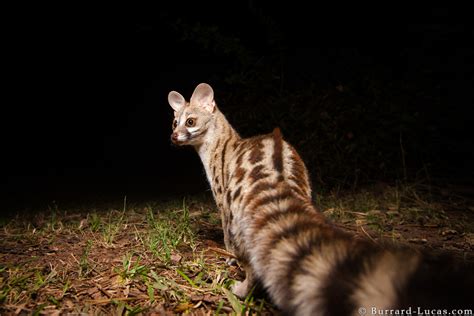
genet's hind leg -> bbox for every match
[232,265,256,299]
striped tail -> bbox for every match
[246,192,474,315]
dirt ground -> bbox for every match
[1,184,473,315]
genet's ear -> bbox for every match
[168,91,186,112]
[190,83,215,113]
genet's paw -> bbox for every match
[231,280,249,299]
[231,278,251,299]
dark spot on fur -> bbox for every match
[249,141,264,164]
[221,139,230,187]
[249,165,269,183]
[272,128,283,173]
[233,187,242,202]
[226,190,232,206]
[236,151,246,166]
[234,167,246,184]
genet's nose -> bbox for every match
[171,132,178,142]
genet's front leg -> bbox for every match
[221,207,239,266]
[221,208,232,251]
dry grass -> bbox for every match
[317,182,474,257]
[1,184,473,315]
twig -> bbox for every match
[207,247,236,258]
[95,283,112,298]
[85,296,146,304]
[359,225,377,244]
[175,283,208,293]
[343,211,369,216]
[399,224,439,228]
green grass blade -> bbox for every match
[176,269,197,288]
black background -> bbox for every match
[3,3,473,212]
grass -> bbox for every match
[1,184,473,314]
[317,182,474,250]
[0,195,277,315]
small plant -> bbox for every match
[113,300,146,316]
[46,201,63,232]
[79,240,93,277]
[222,287,244,314]
[88,212,101,232]
[102,210,125,245]
[117,253,148,282]
[144,200,196,263]
[222,282,268,315]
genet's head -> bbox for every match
[168,83,216,146]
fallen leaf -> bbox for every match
[170,253,182,263]
[441,229,458,236]
[408,238,428,244]
[174,302,193,313]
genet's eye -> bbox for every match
[172,120,178,129]
[185,118,196,127]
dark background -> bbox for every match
[3,3,474,212]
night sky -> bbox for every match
[3,4,473,212]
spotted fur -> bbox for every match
[167,83,473,315]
